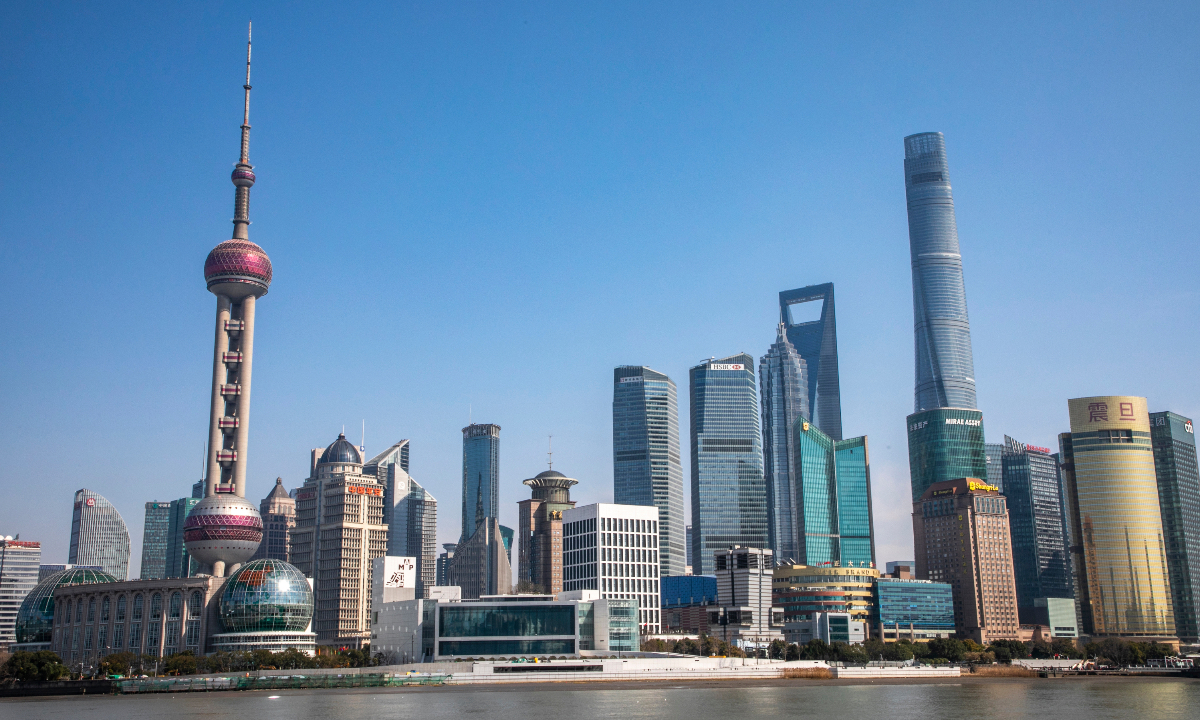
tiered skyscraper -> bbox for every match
[613,366,685,577]
[183,29,268,577]
[903,132,987,500]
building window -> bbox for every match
[112,624,123,649]
[186,620,200,647]
[97,625,108,655]
[169,592,182,620]
[128,623,141,651]
[75,600,83,623]
[132,594,144,621]
[150,593,163,620]
[101,597,110,622]
[87,598,96,623]
[116,595,127,622]
[188,592,202,619]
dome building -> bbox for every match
[290,433,388,647]
[12,568,117,652]
[517,470,579,595]
[210,559,316,654]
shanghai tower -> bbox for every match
[184,26,269,577]
[904,132,977,412]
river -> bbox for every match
[3,677,1197,720]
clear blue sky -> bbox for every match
[2,2,1197,575]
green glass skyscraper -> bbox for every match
[689,354,767,576]
[907,408,987,501]
[1150,411,1200,643]
[139,502,172,580]
[792,419,875,568]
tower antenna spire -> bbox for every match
[230,22,256,240]
[547,435,553,470]
[241,21,252,162]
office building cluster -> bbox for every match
[3,36,1197,667]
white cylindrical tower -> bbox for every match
[185,26,269,577]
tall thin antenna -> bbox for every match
[360,420,366,455]
[241,22,252,162]
[547,435,553,470]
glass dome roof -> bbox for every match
[219,559,313,633]
[318,433,362,465]
[15,568,118,643]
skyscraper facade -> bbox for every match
[165,497,201,578]
[518,470,578,594]
[904,132,977,413]
[906,408,987,501]
[562,503,662,634]
[1149,411,1200,643]
[689,354,768,576]
[778,284,841,440]
[140,502,173,580]
[984,442,1005,493]
[791,420,876,568]
[1001,436,1073,616]
[913,478,1019,643]
[183,30,267,578]
[0,539,41,652]
[613,366,686,577]
[291,433,389,646]
[1060,396,1176,639]
[759,325,808,563]
[448,493,512,600]
[69,489,131,581]
[366,440,437,594]
[251,478,296,563]
[461,424,500,543]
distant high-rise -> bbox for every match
[251,478,296,563]
[1149,411,1200,644]
[563,502,662,634]
[1060,396,1176,640]
[984,442,1005,493]
[448,488,512,599]
[904,132,977,413]
[1000,436,1073,616]
[613,366,685,577]
[165,497,201,578]
[518,470,578,594]
[778,284,841,440]
[68,489,130,581]
[461,424,500,543]
[689,354,768,576]
[436,543,456,587]
[140,502,173,580]
[760,323,809,562]
[0,539,41,651]
[366,441,437,594]
[792,420,876,568]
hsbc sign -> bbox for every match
[709,363,744,371]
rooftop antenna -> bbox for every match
[360,419,366,455]
[547,435,553,470]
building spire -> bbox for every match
[230,22,256,240]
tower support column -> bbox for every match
[206,295,232,497]
[233,294,256,496]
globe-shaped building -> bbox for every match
[14,568,118,649]
[211,559,316,654]
[204,238,272,299]
[183,494,264,572]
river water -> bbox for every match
[3,678,1198,720]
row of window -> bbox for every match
[56,591,202,626]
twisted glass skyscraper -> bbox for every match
[904,132,977,413]
[613,366,686,577]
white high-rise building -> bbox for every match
[68,489,131,581]
[0,539,41,651]
[563,503,661,634]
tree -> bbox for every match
[641,639,670,653]
[768,639,789,660]
[1050,638,1083,659]
[163,651,198,676]
[799,639,833,661]
[514,581,545,595]
[785,643,801,661]
[2,651,68,682]
[926,638,965,662]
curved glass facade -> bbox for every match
[69,488,131,580]
[904,132,977,413]
[438,604,575,638]
[219,559,313,632]
[15,568,117,643]
[906,408,987,501]
[791,421,875,568]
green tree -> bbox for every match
[926,638,965,662]
[768,639,789,660]
[1050,638,1082,659]
[907,640,931,659]
[2,651,68,681]
[785,643,801,661]
[97,651,144,677]
[882,642,915,662]
[163,651,198,676]
[799,639,833,661]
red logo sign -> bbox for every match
[1088,403,1108,422]
[85,498,96,507]
[1119,403,1136,421]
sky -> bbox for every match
[1,2,1198,577]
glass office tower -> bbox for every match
[792,419,875,568]
[1149,411,1200,643]
[906,408,987,501]
[139,502,172,580]
[1060,396,1175,639]
[613,366,686,577]
[689,354,768,576]
[1001,436,1073,616]
[461,424,500,543]
[778,284,841,440]
[984,442,1005,493]
[68,488,130,581]
[166,497,201,578]
[759,325,809,562]
[904,132,977,413]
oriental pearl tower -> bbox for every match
[184,26,269,577]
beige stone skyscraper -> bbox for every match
[1060,396,1176,640]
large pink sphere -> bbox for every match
[183,494,263,568]
[205,239,272,298]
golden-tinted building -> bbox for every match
[913,477,1019,643]
[1060,396,1176,640]
[772,564,879,624]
